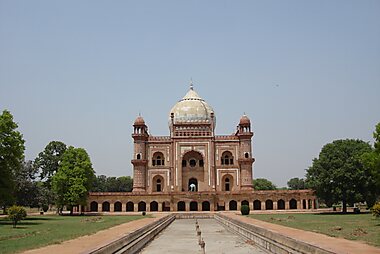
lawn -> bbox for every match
[0,214,145,253]
[248,213,380,247]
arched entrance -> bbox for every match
[229,200,237,210]
[152,175,164,192]
[150,201,158,211]
[190,201,198,211]
[177,201,186,211]
[265,200,273,210]
[289,199,297,209]
[202,201,210,211]
[114,201,122,212]
[241,200,249,207]
[188,178,198,192]
[277,199,285,210]
[222,174,233,191]
[253,200,261,210]
[138,201,146,212]
[102,201,110,212]
[126,202,134,212]
[90,201,98,212]
[182,151,204,192]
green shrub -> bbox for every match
[241,205,250,215]
[42,205,49,212]
[7,205,27,228]
[372,202,380,218]
[142,211,146,216]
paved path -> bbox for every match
[140,219,268,254]
[22,214,165,254]
[225,213,380,254]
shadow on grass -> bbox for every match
[317,211,371,215]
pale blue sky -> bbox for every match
[1,0,379,187]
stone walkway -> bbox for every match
[225,213,380,254]
[140,219,268,254]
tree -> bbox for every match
[7,205,27,228]
[253,178,276,190]
[14,160,40,207]
[91,175,133,192]
[34,141,67,188]
[287,177,307,190]
[52,146,95,214]
[306,139,372,213]
[361,122,380,207]
[0,110,25,209]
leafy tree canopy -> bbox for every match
[52,146,95,214]
[287,177,307,190]
[306,139,372,212]
[34,141,67,187]
[253,178,276,190]
[0,110,25,206]
[14,160,40,207]
[91,175,133,192]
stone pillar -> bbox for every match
[299,200,303,210]
[210,202,215,211]
[249,201,254,211]
[185,202,190,212]
[122,203,126,212]
[134,203,139,212]
[98,203,102,212]
[146,203,150,212]
[261,201,266,210]
[273,201,278,210]
[158,202,163,212]
[110,203,114,212]
[198,202,202,212]
[226,201,230,211]
[285,200,290,210]
[237,202,241,211]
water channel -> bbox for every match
[139,219,268,254]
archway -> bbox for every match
[90,201,98,212]
[138,201,146,212]
[202,201,210,211]
[289,199,297,209]
[150,201,158,212]
[190,201,198,211]
[114,201,122,212]
[241,200,249,207]
[102,201,110,212]
[229,200,237,211]
[177,201,186,211]
[152,175,164,192]
[188,178,198,192]
[126,202,134,212]
[182,151,204,192]
[265,200,273,210]
[222,174,233,191]
[303,200,307,209]
[277,199,285,210]
[253,200,261,210]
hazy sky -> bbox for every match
[1,1,379,187]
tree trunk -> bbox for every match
[342,192,347,213]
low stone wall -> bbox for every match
[88,214,175,254]
[215,214,334,254]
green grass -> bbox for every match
[248,213,380,247]
[0,215,145,253]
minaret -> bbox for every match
[131,115,149,193]
[237,114,255,190]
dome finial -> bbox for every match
[190,78,194,90]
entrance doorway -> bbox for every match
[188,178,198,192]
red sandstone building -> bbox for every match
[87,84,316,212]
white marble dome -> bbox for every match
[169,87,215,124]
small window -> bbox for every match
[152,152,165,166]
[221,151,233,166]
[199,160,204,167]
[137,154,141,160]
[245,152,249,158]
[189,159,196,167]
[182,160,187,167]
